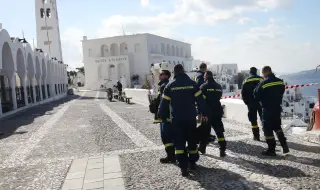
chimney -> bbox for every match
[83,36,87,40]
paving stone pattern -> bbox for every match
[0,91,319,190]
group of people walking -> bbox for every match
[150,62,289,177]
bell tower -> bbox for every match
[35,0,63,62]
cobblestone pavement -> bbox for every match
[0,91,319,190]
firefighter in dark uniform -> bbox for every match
[157,70,176,164]
[241,67,263,141]
[199,71,227,157]
[159,64,208,177]
[254,66,289,156]
[195,63,216,146]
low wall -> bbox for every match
[220,99,250,124]
[124,88,251,123]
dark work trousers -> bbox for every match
[247,103,262,138]
[200,116,226,151]
[173,119,199,170]
[262,108,287,151]
[160,122,175,158]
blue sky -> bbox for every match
[0,0,319,73]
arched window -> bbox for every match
[46,8,51,18]
[110,43,119,56]
[166,45,170,56]
[120,42,128,55]
[100,45,108,57]
[172,45,175,56]
[40,8,44,18]
[161,44,165,54]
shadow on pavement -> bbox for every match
[287,141,320,154]
[0,95,80,140]
[204,153,309,179]
[224,141,319,170]
[189,165,273,190]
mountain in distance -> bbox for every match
[279,69,320,97]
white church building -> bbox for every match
[0,0,67,118]
[82,34,193,90]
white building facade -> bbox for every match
[82,33,193,90]
[0,27,67,119]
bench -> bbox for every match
[123,96,132,104]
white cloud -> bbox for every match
[60,27,84,70]
[140,0,149,7]
[60,0,318,73]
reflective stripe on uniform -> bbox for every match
[262,81,285,89]
[243,78,263,85]
[153,119,162,123]
[171,86,193,91]
[162,95,171,100]
[252,125,259,129]
[207,88,222,92]
[265,136,275,140]
[164,143,174,148]
[175,150,185,154]
[218,138,225,142]
[194,90,202,97]
[188,150,198,154]
[203,95,206,99]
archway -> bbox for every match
[120,42,128,55]
[108,64,117,84]
[41,59,47,99]
[110,43,119,56]
[16,48,26,107]
[35,58,41,102]
[171,45,175,56]
[1,42,15,113]
[100,44,109,57]
[46,61,51,97]
[27,53,35,103]
[161,44,165,54]
[166,44,170,56]
[176,46,179,57]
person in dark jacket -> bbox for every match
[195,63,207,87]
[157,70,176,164]
[254,66,289,156]
[199,71,227,157]
[241,67,263,141]
[159,64,208,177]
[115,81,123,95]
[195,63,216,143]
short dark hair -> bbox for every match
[174,64,184,75]
[199,63,207,70]
[161,70,171,78]
[262,66,272,73]
[250,67,257,74]
[205,71,213,78]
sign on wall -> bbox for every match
[94,57,127,63]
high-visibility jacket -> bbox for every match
[241,74,263,105]
[200,78,223,117]
[254,73,285,111]
[159,73,208,121]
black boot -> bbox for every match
[198,144,206,154]
[181,168,189,177]
[276,131,290,154]
[160,147,176,164]
[262,139,276,156]
[252,127,260,141]
[160,156,176,164]
[261,149,276,156]
[218,141,227,157]
[189,162,197,170]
